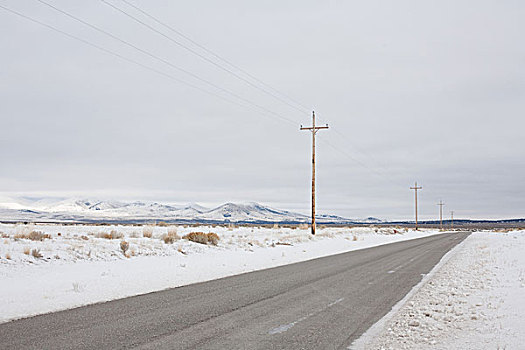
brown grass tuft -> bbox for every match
[5,252,11,260]
[120,240,129,255]
[23,247,31,255]
[31,248,42,258]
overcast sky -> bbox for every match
[1,0,524,220]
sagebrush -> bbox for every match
[14,231,51,241]
[97,230,123,240]
[183,232,219,246]
[162,228,180,244]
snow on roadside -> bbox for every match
[352,230,525,349]
[0,223,439,323]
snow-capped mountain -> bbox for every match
[196,202,309,222]
[0,197,381,224]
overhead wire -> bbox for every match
[53,0,402,183]
[313,110,405,183]
[0,3,297,127]
[33,0,298,126]
[103,0,312,116]
[124,0,313,113]
[5,0,408,190]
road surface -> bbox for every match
[0,232,469,349]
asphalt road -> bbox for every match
[0,232,469,350]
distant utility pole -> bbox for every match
[300,111,328,235]
[437,200,445,231]
[450,211,454,230]
[410,182,422,230]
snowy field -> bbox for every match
[0,223,439,323]
[352,230,525,349]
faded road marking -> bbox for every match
[269,298,344,335]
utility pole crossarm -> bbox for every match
[300,111,329,235]
[300,125,329,131]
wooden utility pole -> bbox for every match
[410,182,422,230]
[300,111,328,235]
[450,211,454,230]
[437,200,445,231]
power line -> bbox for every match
[123,0,313,113]
[103,0,311,115]
[33,0,298,125]
[315,113,395,177]
[319,137,403,188]
[0,3,296,127]
[33,1,404,183]
[119,0,311,113]
[5,1,411,199]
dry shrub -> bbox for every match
[207,232,220,246]
[352,235,358,241]
[157,221,169,227]
[162,229,180,244]
[31,248,42,258]
[0,232,9,239]
[183,232,220,245]
[23,247,30,255]
[183,232,208,244]
[97,230,123,240]
[272,223,279,229]
[120,240,130,255]
[14,231,51,241]
[177,247,187,255]
[81,235,89,241]
[110,230,124,239]
[5,252,11,260]
[298,223,309,230]
[143,226,154,238]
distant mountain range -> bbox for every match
[0,197,383,224]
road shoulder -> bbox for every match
[351,230,525,349]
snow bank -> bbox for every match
[0,223,438,323]
[352,230,525,349]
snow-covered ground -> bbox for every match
[0,223,438,323]
[352,230,525,349]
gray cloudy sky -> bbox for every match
[1,0,524,220]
